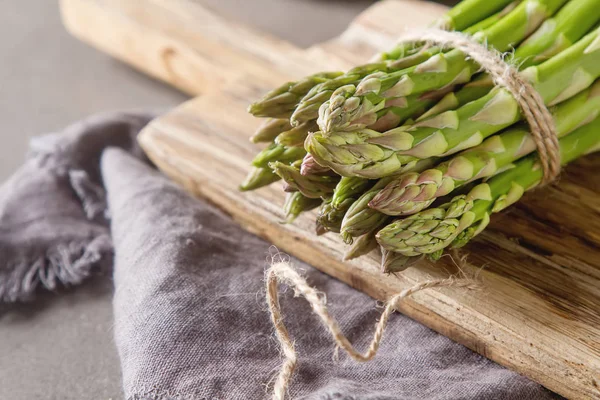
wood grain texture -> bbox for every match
[62,0,600,398]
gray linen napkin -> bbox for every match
[0,112,559,399]
[0,112,153,302]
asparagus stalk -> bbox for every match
[340,178,396,243]
[283,192,322,223]
[252,142,306,168]
[240,167,281,191]
[371,0,600,133]
[300,153,332,176]
[290,1,523,127]
[343,231,379,261]
[432,0,519,32]
[248,72,343,119]
[316,177,373,232]
[381,249,421,273]
[318,0,569,134]
[275,121,318,147]
[250,118,292,143]
[369,79,600,216]
[376,116,600,256]
[338,157,439,242]
[290,63,404,126]
[271,161,339,198]
[307,27,600,178]
[316,198,348,233]
[242,143,306,191]
[514,0,600,68]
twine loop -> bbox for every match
[265,257,479,400]
[395,28,560,184]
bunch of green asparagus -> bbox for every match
[241,0,600,272]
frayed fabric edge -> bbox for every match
[128,387,203,400]
[69,169,109,220]
[0,234,112,303]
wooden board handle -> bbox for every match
[60,0,449,95]
[60,0,313,95]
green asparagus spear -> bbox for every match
[275,121,318,147]
[290,63,401,126]
[379,0,521,62]
[300,153,332,176]
[376,116,600,256]
[270,161,339,198]
[307,27,600,178]
[240,167,281,191]
[242,142,306,191]
[340,178,397,243]
[316,177,373,232]
[371,0,600,132]
[369,79,600,216]
[283,192,322,223]
[514,0,600,68]
[318,0,569,134]
[252,142,306,168]
[433,0,519,32]
[248,72,343,119]
[316,198,348,233]
[381,249,421,273]
[338,157,439,242]
[250,118,292,143]
[290,1,523,127]
[343,231,379,261]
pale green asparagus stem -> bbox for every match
[283,192,322,223]
[248,72,343,119]
[271,161,339,198]
[275,121,318,147]
[239,167,280,191]
[381,248,421,273]
[367,77,495,132]
[514,0,600,68]
[343,232,379,261]
[252,143,306,168]
[318,0,569,134]
[250,118,292,143]
[316,198,347,233]
[369,79,600,216]
[307,27,600,178]
[242,142,306,191]
[291,63,399,126]
[299,153,331,176]
[376,116,600,256]
[337,158,439,242]
[316,177,373,233]
[290,1,521,127]
[383,0,600,132]
[340,178,395,243]
[434,0,519,32]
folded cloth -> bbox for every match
[0,112,560,399]
[0,112,154,302]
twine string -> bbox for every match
[266,259,479,400]
[395,29,560,184]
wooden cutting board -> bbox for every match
[61,1,600,398]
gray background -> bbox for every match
[0,1,380,399]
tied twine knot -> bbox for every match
[266,256,480,400]
[396,28,561,184]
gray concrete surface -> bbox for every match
[0,1,375,398]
